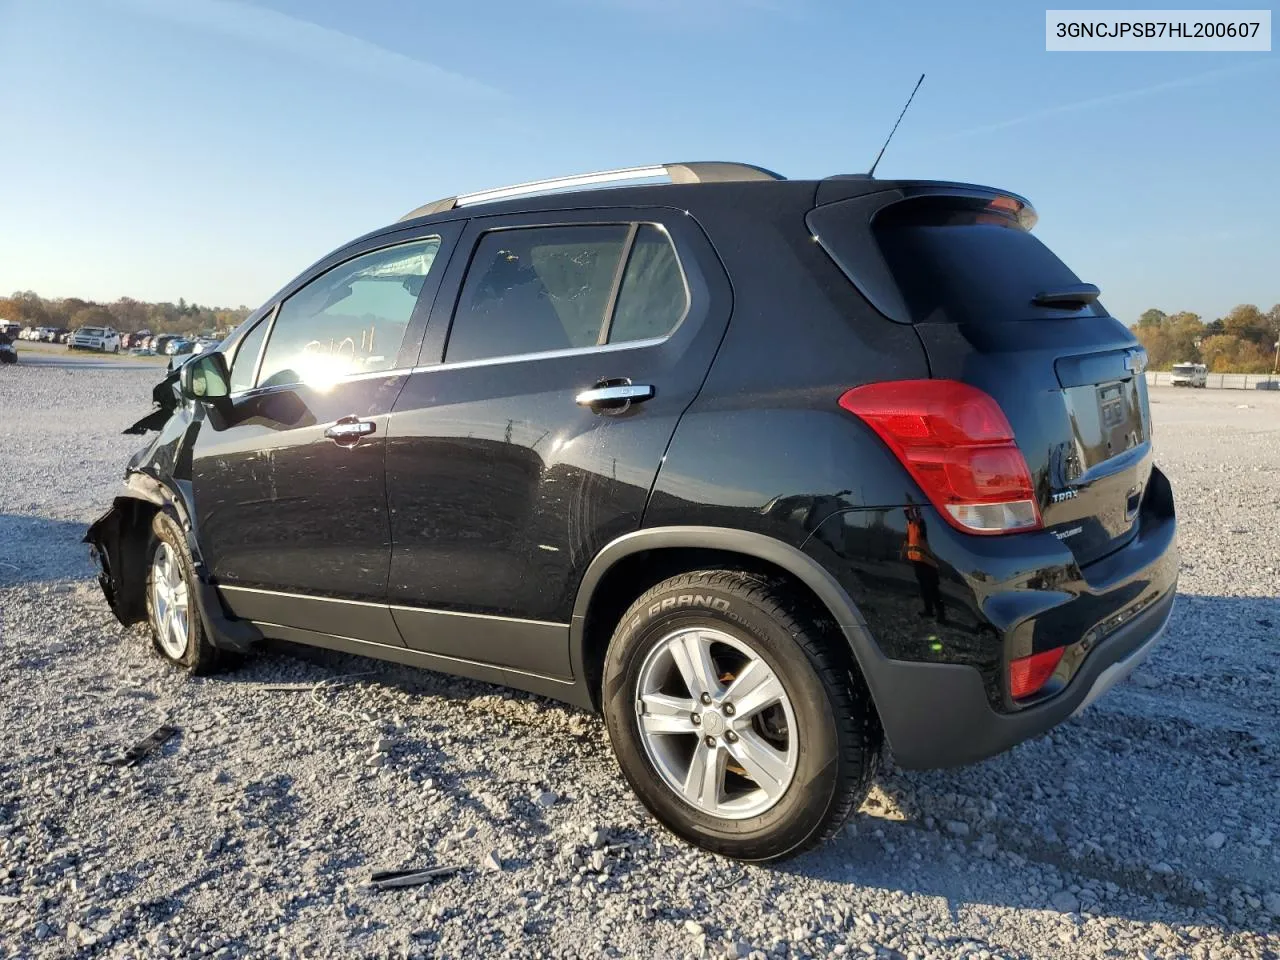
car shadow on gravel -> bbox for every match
[215,639,578,842]
[767,592,1280,940]
[184,597,1277,942]
[0,514,94,586]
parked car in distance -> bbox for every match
[0,319,21,338]
[1169,362,1207,388]
[0,329,16,365]
[69,326,122,353]
[42,327,70,343]
[1256,379,1280,391]
[191,337,222,355]
[87,161,1178,863]
[150,334,180,356]
[165,337,195,356]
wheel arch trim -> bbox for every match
[569,525,893,714]
[85,474,260,652]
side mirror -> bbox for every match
[179,351,231,403]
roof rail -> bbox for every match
[398,161,784,222]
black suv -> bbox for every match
[87,162,1178,862]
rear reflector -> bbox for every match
[838,380,1042,535]
[1009,647,1065,700]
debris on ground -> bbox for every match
[369,865,461,891]
[107,723,178,767]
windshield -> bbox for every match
[1172,364,1197,373]
[78,327,106,336]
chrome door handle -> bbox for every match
[325,416,376,445]
[575,384,655,407]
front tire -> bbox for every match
[602,570,880,862]
[145,512,222,674]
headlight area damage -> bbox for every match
[84,368,259,653]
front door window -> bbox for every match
[256,238,442,389]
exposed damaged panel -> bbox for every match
[123,367,182,435]
[85,497,157,626]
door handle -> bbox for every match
[325,416,376,446]
[575,382,654,413]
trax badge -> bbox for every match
[1050,488,1080,504]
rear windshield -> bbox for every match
[811,195,1105,325]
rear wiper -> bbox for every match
[1033,283,1100,308]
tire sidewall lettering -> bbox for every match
[647,595,730,618]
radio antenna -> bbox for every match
[867,73,925,178]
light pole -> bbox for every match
[1273,340,1279,379]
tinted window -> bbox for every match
[446,226,629,363]
[228,316,269,392]
[607,225,688,343]
[812,196,1102,325]
[257,238,441,388]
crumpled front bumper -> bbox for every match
[85,498,152,625]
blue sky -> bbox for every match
[0,0,1275,324]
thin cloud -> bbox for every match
[935,60,1273,141]
[110,0,503,99]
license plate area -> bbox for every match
[1060,378,1146,472]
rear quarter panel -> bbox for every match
[645,191,931,545]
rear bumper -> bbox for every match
[870,584,1174,768]
[804,464,1178,769]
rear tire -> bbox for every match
[601,570,880,862]
[144,512,222,674]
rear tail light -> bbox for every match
[838,380,1042,535]
[1009,647,1065,699]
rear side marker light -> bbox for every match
[1009,647,1065,700]
[838,380,1042,535]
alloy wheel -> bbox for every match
[150,541,190,659]
[635,626,798,819]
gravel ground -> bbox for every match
[1,366,1278,960]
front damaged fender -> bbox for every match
[85,496,159,626]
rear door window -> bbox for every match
[608,225,689,343]
[445,223,689,363]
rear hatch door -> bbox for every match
[810,190,1152,566]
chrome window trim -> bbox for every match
[224,334,672,401]
[226,364,412,402]
[221,217,687,399]
[418,335,669,374]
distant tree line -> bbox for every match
[0,290,252,338]
[1131,304,1280,374]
